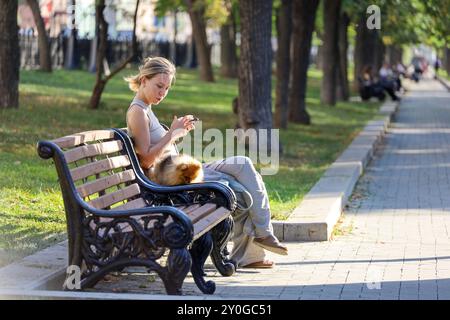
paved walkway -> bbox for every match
[94,79,450,299]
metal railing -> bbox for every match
[19,33,197,71]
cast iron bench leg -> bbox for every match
[163,248,192,295]
[211,216,236,276]
[190,232,216,294]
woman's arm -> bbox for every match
[126,106,195,169]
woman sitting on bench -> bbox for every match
[124,57,288,269]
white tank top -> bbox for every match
[126,97,177,158]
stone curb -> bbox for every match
[272,100,400,241]
[436,76,450,91]
[0,241,68,290]
[0,289,215,300]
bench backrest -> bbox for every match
[39,128,236,245]
[49,129,147,211]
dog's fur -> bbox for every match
[149,154,204,186]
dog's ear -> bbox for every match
[185,164,203,183]
[178,163,188,171]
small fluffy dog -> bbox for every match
[149,154,204,186]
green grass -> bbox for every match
[438,69,450,82]
[0,67,380,267]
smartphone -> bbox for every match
[189,117,200,122]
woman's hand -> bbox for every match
[168,115,196,141]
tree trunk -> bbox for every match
[353,12,382,91]
[288,0,320,124]
[88,37,97,72]
[395,47,403,64]
[184,35,195,68]
[316,45,323,69]
[89,0,107,109]
[185,0,215,82]
[89,0,140,109]
[90,80,107,110]
[386,45,393,64]
[0,0,19,109]
[386,45,403,65]
[170,9,178,64]
[274,0,292,129]
[442,47,447,74]
[321,0,341,106]
[374,36,385,71]
[65,0,76,69]
[445,47,450,75]
[26,0,52,72]
[220,4,238,78]
[238,0,273,150]
[336,11,349,101]
[315,31,323,69]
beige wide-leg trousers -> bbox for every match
[203,156,275,267]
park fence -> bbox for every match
[19,32,197,71]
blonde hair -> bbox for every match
[124,57,176,92]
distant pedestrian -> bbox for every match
[379,63,400,101]
[434,58,442,79]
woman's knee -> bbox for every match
[231,156,256,174]
[230,156,254,168]
[219,156,257,178]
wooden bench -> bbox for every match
[37,128,237,295]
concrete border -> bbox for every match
[0,288,216,300]
[272,100,400,241]
[0,241,67,290]
[436,76,450,91]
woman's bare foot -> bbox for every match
[241,260,275,268]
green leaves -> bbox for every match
[338,0,448,47]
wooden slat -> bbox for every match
[76,169,136,198]
[87,183,141,209]
[193,207,231,241]
[166,204,219,226]
[52,130,115,149]
[185,203,217,224]
[113,198,147,211]
[70,155,131,181]
[182,204,202,215]
[64,140,123,164]
[163,204,202,227]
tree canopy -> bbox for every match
[346,0,449,48]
